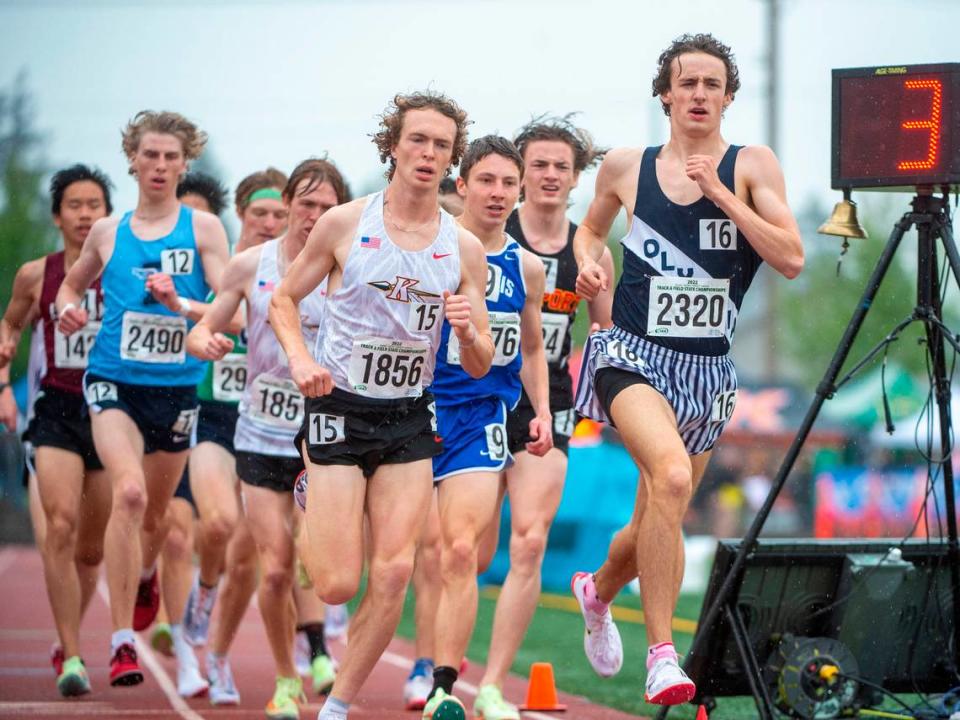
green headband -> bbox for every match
[246,187,283,205]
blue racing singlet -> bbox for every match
[612,145,763,356]
[88,204,210,386]
[431,236,526,408]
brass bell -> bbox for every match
[818,188,868,239]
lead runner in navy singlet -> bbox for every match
[571,34,804,705]
[270,91,494,720]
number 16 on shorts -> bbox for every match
[309,413,345,445]
[711,390,736,423]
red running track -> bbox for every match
[0,546,645,719]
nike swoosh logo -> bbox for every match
[432,252,452,260]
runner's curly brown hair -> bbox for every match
[372,91,470,180]
[651,33,741,116]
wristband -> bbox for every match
[0,382,9,393]
[59,302,76,318]
[177,297,192,316]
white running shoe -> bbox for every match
[324,603,349,641]
[644,656,696,705]
[294,630,312,676]
[173,626,208,698]
[182,573,218,647]
[571,572,623,678]
[402,672,433,711]
[206,653,240,706]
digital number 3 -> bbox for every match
[898,79,942,172]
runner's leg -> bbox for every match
[189,441,239,585]
[480,449,565,687]
[75,468,111,622]
[324,460,433,702]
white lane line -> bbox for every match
[95,580,205,720]
[0,547,18,580]
[379,649,558,720]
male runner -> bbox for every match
[420,135,552,718]
[0,165,114,697]
[56,110,230,685]
[187,158,349,719]
[572,34,803,704]
[149,171,234,698]
[470,115,614,719]
[186,166,290,706]
[272,90,492,720]
[438,176,463,217]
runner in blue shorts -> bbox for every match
[570,34,804,705]
[56,111,230,687]
[419,136,552,718]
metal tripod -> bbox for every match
[658,191,960,719]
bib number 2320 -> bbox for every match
[647,277,728,339]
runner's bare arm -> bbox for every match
[270,202,359,396]
[587,246,616,329]
[194,211,231,294]
[686,145,803,278]
[186,249,258,361]
[575,148,635,299]
[56,218,112,334]
[0,258,43,369]
[518,250,552,456]
[449,228,494,379]
[0,361,15,430]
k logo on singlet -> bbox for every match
[368,276,441,304]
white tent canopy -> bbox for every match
[869,391,959,451]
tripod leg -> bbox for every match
[672,214,914,717]
[925,229,960,673]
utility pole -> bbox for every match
[763,0,781,380]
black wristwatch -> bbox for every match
[0,383,9,393]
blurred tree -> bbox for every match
[0,71,54,382]
[777,210,960,390]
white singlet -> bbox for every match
[314,191,461,400]
[234,238,326,457]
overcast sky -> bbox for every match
[1,0,956,225]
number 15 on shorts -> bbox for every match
[309,413,345,445]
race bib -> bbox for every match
[308,413,345,445]
[447,312,520,367]
[541,313,569,363]
[171,407,199,436]
[161,248,195,275]
[348,337,429,399]
[212,353,247,402]
[484,422,507,461]
[408,301,442,333]
[646,277,728,339]
[84,379,118,407]
[699,219,738,251]
[249,374,304,429]
[540,257,559,293]
[54,322,100,369]
[121,312,187,363]
[711,390,737,423]
[554,408,576,438]
[604,337,645,371]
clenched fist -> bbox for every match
[290,355,335,398]
[58,304,88,336]
[576,258,608,301]
[146,272,179,313]
[443,289,476,345]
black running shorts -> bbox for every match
[83,373,198,454]
[27,387,103,470]
[235,451,304,494]
[296,389,442,479]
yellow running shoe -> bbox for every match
[421,688,466,719]
[265,675,305,719]
[473,684,520,720]
[310,654,336,695]
[57,656,91,697]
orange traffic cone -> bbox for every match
[519,662,567,711]
[695,705,709,720]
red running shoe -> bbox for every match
[50,643,64,677]
[109,643,144,686]
[133,571,160,631]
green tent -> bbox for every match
[819,362,924,429]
